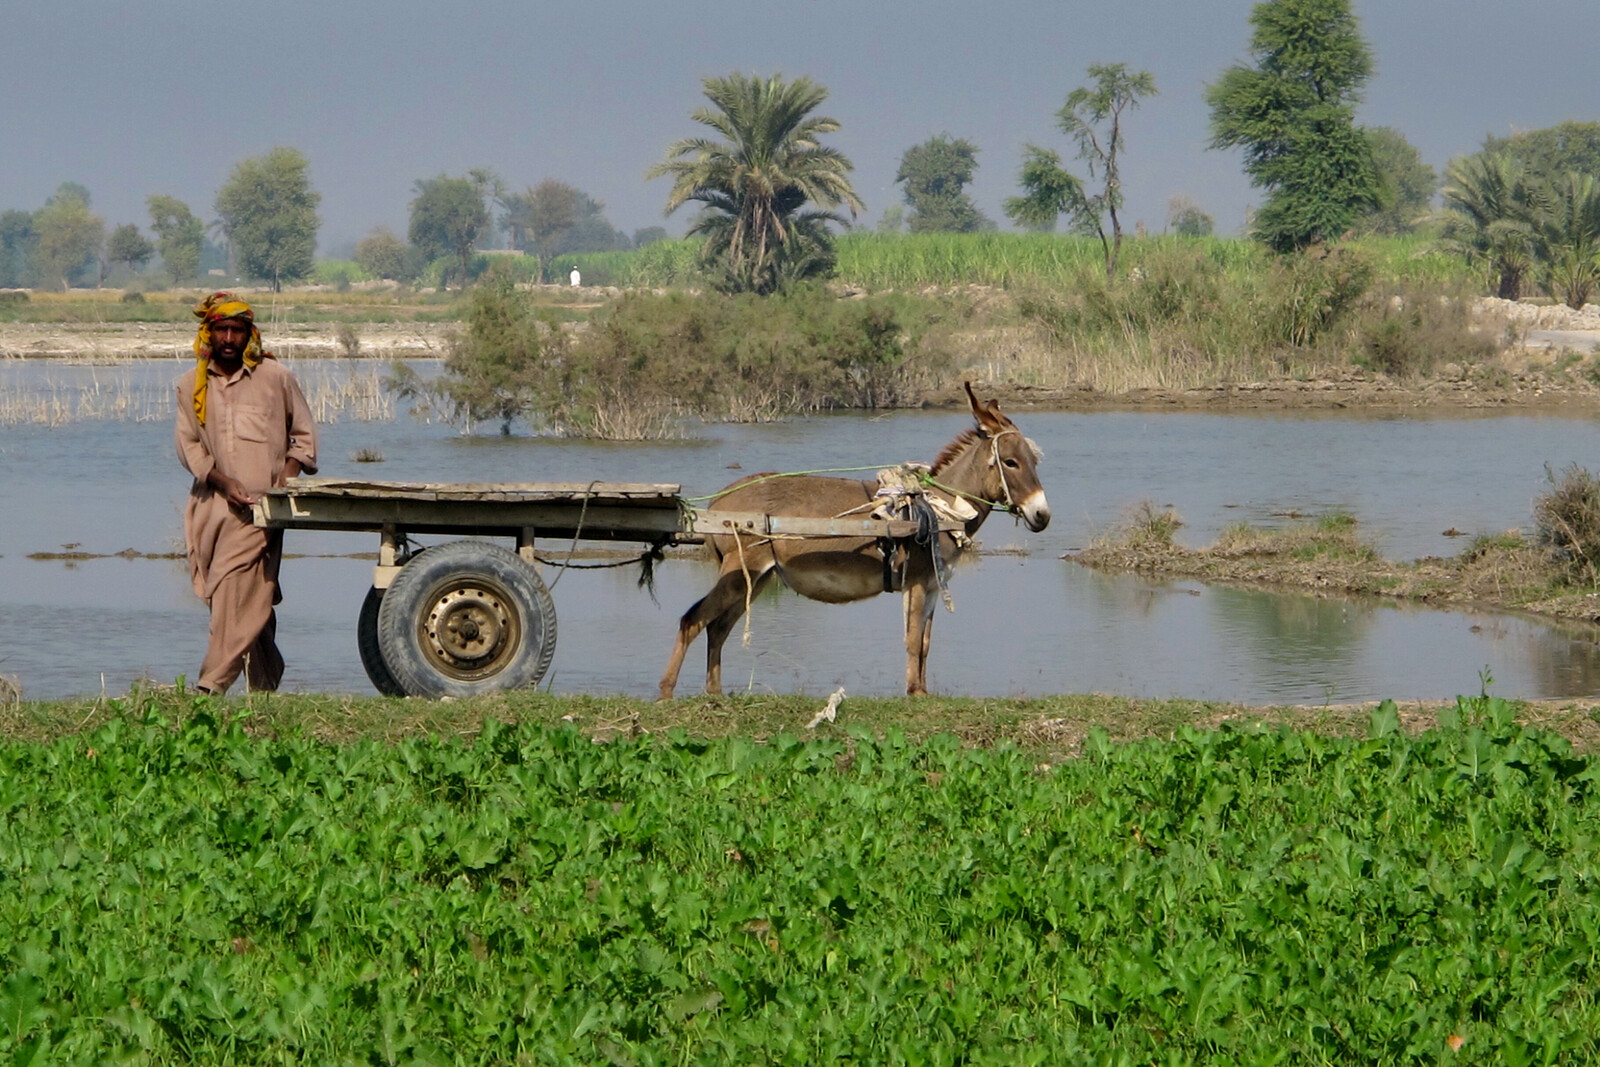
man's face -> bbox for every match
[210,318,250,361]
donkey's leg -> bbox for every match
[658,559,774,700]
[903,579,939,694]
[704,567,777,695]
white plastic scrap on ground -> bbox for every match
[806,687,846,729]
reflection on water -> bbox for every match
[5,359,1600,702]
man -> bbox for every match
[174,292,317,694]
[568,265,580,287]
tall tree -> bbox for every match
[408,174,490,286]
[1206,0,1379,252]
[105,223,155,276]
[896,135,990,233]
[1438,152,1538,299]
[0,210,36,288]
[32,187,103,290]
[147,195,204,285]
[1356,127,1437,236]
[355,227,411,281]
[1483,121,1600,187]
[648,72,864,295]
[1004,63,1156,279]
[214,147,321,291]
[632,226,669,249]
[1166,195,1215,237]
[518,180,577,271]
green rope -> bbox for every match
[915,469,1014,514]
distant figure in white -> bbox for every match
[569,266,581,287]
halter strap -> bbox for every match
[988,428,1019,511]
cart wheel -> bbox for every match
[376,540,557,698]
[357,586,407,697]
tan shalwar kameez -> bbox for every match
[174,358,317,693]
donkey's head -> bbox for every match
[964,382,1050,532]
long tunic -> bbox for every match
[174,358,318,601]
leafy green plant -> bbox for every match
[5,696,1600,1063]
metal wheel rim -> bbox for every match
[417,580,523,681]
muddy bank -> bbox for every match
[931,370,1600,414]
[0,320,453,361]
[7,307,1600,414]
[1070,514,1600,627]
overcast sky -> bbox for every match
[4,0,1597,255]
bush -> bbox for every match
[1352,287,1497,377]
[562,284,946,427]
[1534,463,1600,586]
[0,290,29,307]
[392,283,952,438]
[310,259,373,287]
[118,291,146,305]
[1266,245,1375,348]
[387,275,566,434]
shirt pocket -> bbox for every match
[235,405,274,443]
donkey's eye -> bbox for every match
[1002,458,1020,469]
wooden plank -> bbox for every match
[254,479,960,543]
[256,493,687,539]
[274,478,681,505]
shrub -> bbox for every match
[1352,287,1498,377]
[387,275,567,434]
[1120,501,1183,549]
[119,291,146,305]
[556,284,948,430]
[1533,463,1600,586]
[1266,245,1375,348]
[310,259,372,287]
[335,321,361,358]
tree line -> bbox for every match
[3,0,1598,307]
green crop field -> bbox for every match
[3,694,1597,1064]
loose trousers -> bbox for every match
[197,554,285,693]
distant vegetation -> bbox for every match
[3,0,1597,444]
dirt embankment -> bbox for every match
[1071,515,1600,627]
[0,320,454,361]
[7,295,1600,412]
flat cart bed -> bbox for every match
[254,478,951,544]
[252,478,957,698]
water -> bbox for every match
[5,358,1600,703]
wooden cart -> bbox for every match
[254,478,952,698]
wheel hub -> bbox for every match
[423,585,518,675]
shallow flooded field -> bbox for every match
[5,358,1600,703]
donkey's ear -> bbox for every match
[964,381,1008,434]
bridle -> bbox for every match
[987,428,1020,513]
[919,426,1025,516]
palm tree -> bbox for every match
[648,73,864,294]
[1533,172,1600,310]
[1438,152,1537,300]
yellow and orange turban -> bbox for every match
[191,291,267,426]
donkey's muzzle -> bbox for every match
[1020,492,1051,532]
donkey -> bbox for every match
[659,383,1050,698]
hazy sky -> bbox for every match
[4,0,1598,255]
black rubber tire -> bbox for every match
[357,586,407,696]
[376,540,557,698]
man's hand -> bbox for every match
[206,469,257,508]
[281,457,303,484]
